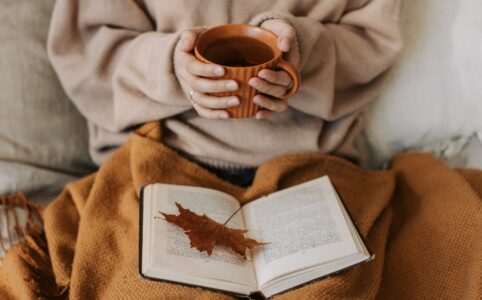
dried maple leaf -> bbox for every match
[160,202,268,259]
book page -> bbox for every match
[242,177,360,287]
[143,184,257,289]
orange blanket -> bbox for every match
[0,122,481,299]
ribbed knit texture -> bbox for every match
[0,122,480,299]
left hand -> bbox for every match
[251,19,301,119]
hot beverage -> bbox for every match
[201,37,274,67]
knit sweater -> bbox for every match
[48,0,402,168]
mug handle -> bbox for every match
[277,59,301,100]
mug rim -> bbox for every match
[194,23,282,69]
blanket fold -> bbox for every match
[0,121,480,299]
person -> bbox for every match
[48,0,402,187]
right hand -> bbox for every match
[174,29,240,119]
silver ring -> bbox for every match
[189,90,195,103]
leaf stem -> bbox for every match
[223,206,242,226]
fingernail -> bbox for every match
[228,98,239,106]
[213,67,225,76]
[280,38,290,51]
[258,71,267,80]
[226,81,238,91]
[220,112,230,119]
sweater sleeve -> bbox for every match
[47,0,191,134]
[250,0,403,121]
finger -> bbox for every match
[179,30,198,52]
[192,92,239,109]
[255,110,274,120]
[176,50,224,78]
[249,77,288,98]
[277,25,296,52]
[190,76,238,93]
[185,56,225,77]
[258,69,292,87]
[253,94,288,112]
[278,36,293,52]
[175,49,226,81]
[261,20,296,52]
[192,103,230,120]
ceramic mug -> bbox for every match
[194,24,300,118]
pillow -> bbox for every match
[0,0,96,201]
[363,0,482,168]
[413,134,482,169]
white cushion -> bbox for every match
[363,0,482,167]
[0,0,95,202]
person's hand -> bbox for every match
[251,19,301,119]
[174,29,240,119]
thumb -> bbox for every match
[179,28,207,52]
[261,19,296,52]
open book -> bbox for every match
[139,176,373,299]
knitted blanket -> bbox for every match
[0,122,480,299]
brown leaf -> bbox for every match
[160,202,268,259]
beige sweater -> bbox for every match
[48,0,402,169]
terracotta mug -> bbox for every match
[194,24,300,118]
